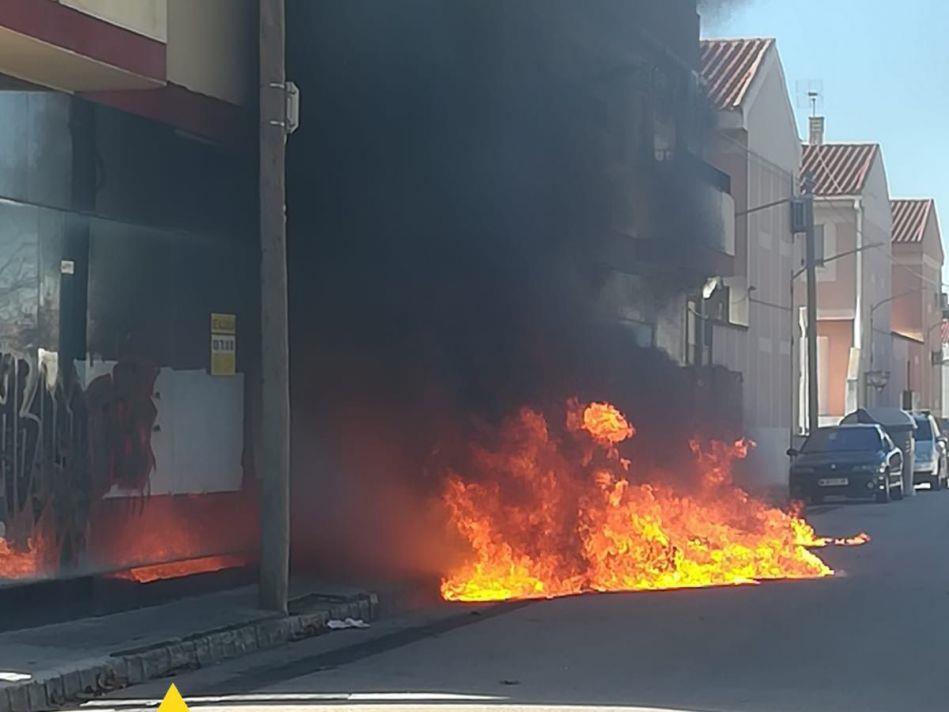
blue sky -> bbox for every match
[702,0,949,282]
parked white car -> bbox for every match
[912,411,948,490]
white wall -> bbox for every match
[943,363,949,418]
[710,46,800,485]
[859,154,894,407]
[166,0,254,106]
[59,0,167,42]
[78,361,244,497]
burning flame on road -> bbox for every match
[441,401,865,602]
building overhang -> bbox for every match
[817,309,856,321]
[0,0,165,93]
[892,330,925,345]
[0,0,247,147]
[712,109,744,131]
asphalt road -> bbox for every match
[87,488,949,712]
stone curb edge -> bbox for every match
[0,593,378,712]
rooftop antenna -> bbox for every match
[795,80,825,144]
[794,79,824,115]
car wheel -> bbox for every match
[892,478,904,500]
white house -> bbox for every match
[700,37,801,483]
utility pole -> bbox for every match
[259,0,290,613]
[803,176,820,434]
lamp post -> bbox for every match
[259,0,300,614]
[870,289,925,372]
[865,288,929,410]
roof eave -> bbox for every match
[712,108,744,130]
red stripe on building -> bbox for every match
[83,84,251,148]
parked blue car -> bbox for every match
[788,424,905,504]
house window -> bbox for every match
[652,67,676,162]
[813,224,825,265]
[705,282,730,323]
[815,223,837,282]
[686,297,712,366]
[619,318,654,348]
[654,114,675,162]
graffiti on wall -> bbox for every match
[0,352,158,577]
[87,361,159,496]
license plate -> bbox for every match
[818,477,849,487]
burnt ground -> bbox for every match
[89,488,949,712]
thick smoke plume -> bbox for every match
[286,0,721,585]
[697,0,753,21]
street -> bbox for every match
[88,490,949,712]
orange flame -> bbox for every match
[580,401,635,445]
[0,538,43,580]
[112,554,248,584]
[440,401,855,602]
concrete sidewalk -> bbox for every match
[0,585,377,712]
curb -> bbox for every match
[0,593,377,712]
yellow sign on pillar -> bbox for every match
[157,684,190,712]
[210,313,237,376]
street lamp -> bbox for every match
[870,288,925,373]
[792,242,885,281]
[864,288,928,408]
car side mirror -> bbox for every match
[786,448,799,458]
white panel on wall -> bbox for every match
[79,361,245,497]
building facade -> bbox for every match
[889,199,944,412]
[700,37,802,482]
[800,139,894,424]
[0,0,258,583]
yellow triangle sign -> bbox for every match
[156,684,190,712]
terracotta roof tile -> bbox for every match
[699,38,774,110]
[801,143,879,196]
[891,199,932,244]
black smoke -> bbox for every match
[697,0,753,21]
[285,0,714,584]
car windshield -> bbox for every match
[802,428,880,453]
[915,417,933,440]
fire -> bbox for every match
[112,554,248,584]
[441,401,858,602]
[0,537,43,580]
[0,516,53,581]
[580,401,635,445]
